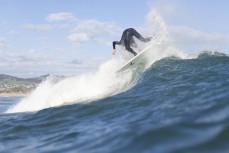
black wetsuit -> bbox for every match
[113,28,151,56]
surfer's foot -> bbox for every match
[133,52,137,56]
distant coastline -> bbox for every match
[0,74,45,97]
[0,74,64,97]
[0,74,65,97]
[0,93,27,97]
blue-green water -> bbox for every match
[1,52,229,153]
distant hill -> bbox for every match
[0,74,60,95]
[0,74,49,83]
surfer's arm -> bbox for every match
[113,41,121,49]
[112,41,121,55]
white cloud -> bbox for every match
[170,26,229,42]
[0,38,7,49]
[73,19,121,36]
[0,49,106,77]
[68,33,91,43]
[23,12,75,31]
[24,23,71,31]
[169,25,229,51]
[26,49,52,63]
[46,12,75,22]
[143,6,229,52]
[145,2,229,53]
[0,50,53,67]
[24,24,54,31]
[68,57,106,70]
[94,38,111,46]
[69,59,83,65]
[68,19,122,45]
[23,12,121,45]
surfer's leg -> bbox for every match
[132,29,152,42]
[125,42,137,56]
[123,31,137,56]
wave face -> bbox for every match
[1,52,229,153]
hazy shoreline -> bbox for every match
[0,74,52,98]
[0,93,27,97]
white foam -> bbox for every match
[6,59,139,113]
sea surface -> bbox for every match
[1,52,229,153]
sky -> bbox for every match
[0,0,229,77]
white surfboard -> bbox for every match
[116,45,152,72]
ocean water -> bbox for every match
[1,51,229,153]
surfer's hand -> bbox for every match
[112,49,116,55]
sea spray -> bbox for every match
[6,59,137,113]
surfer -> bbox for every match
[112,28,152,56]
